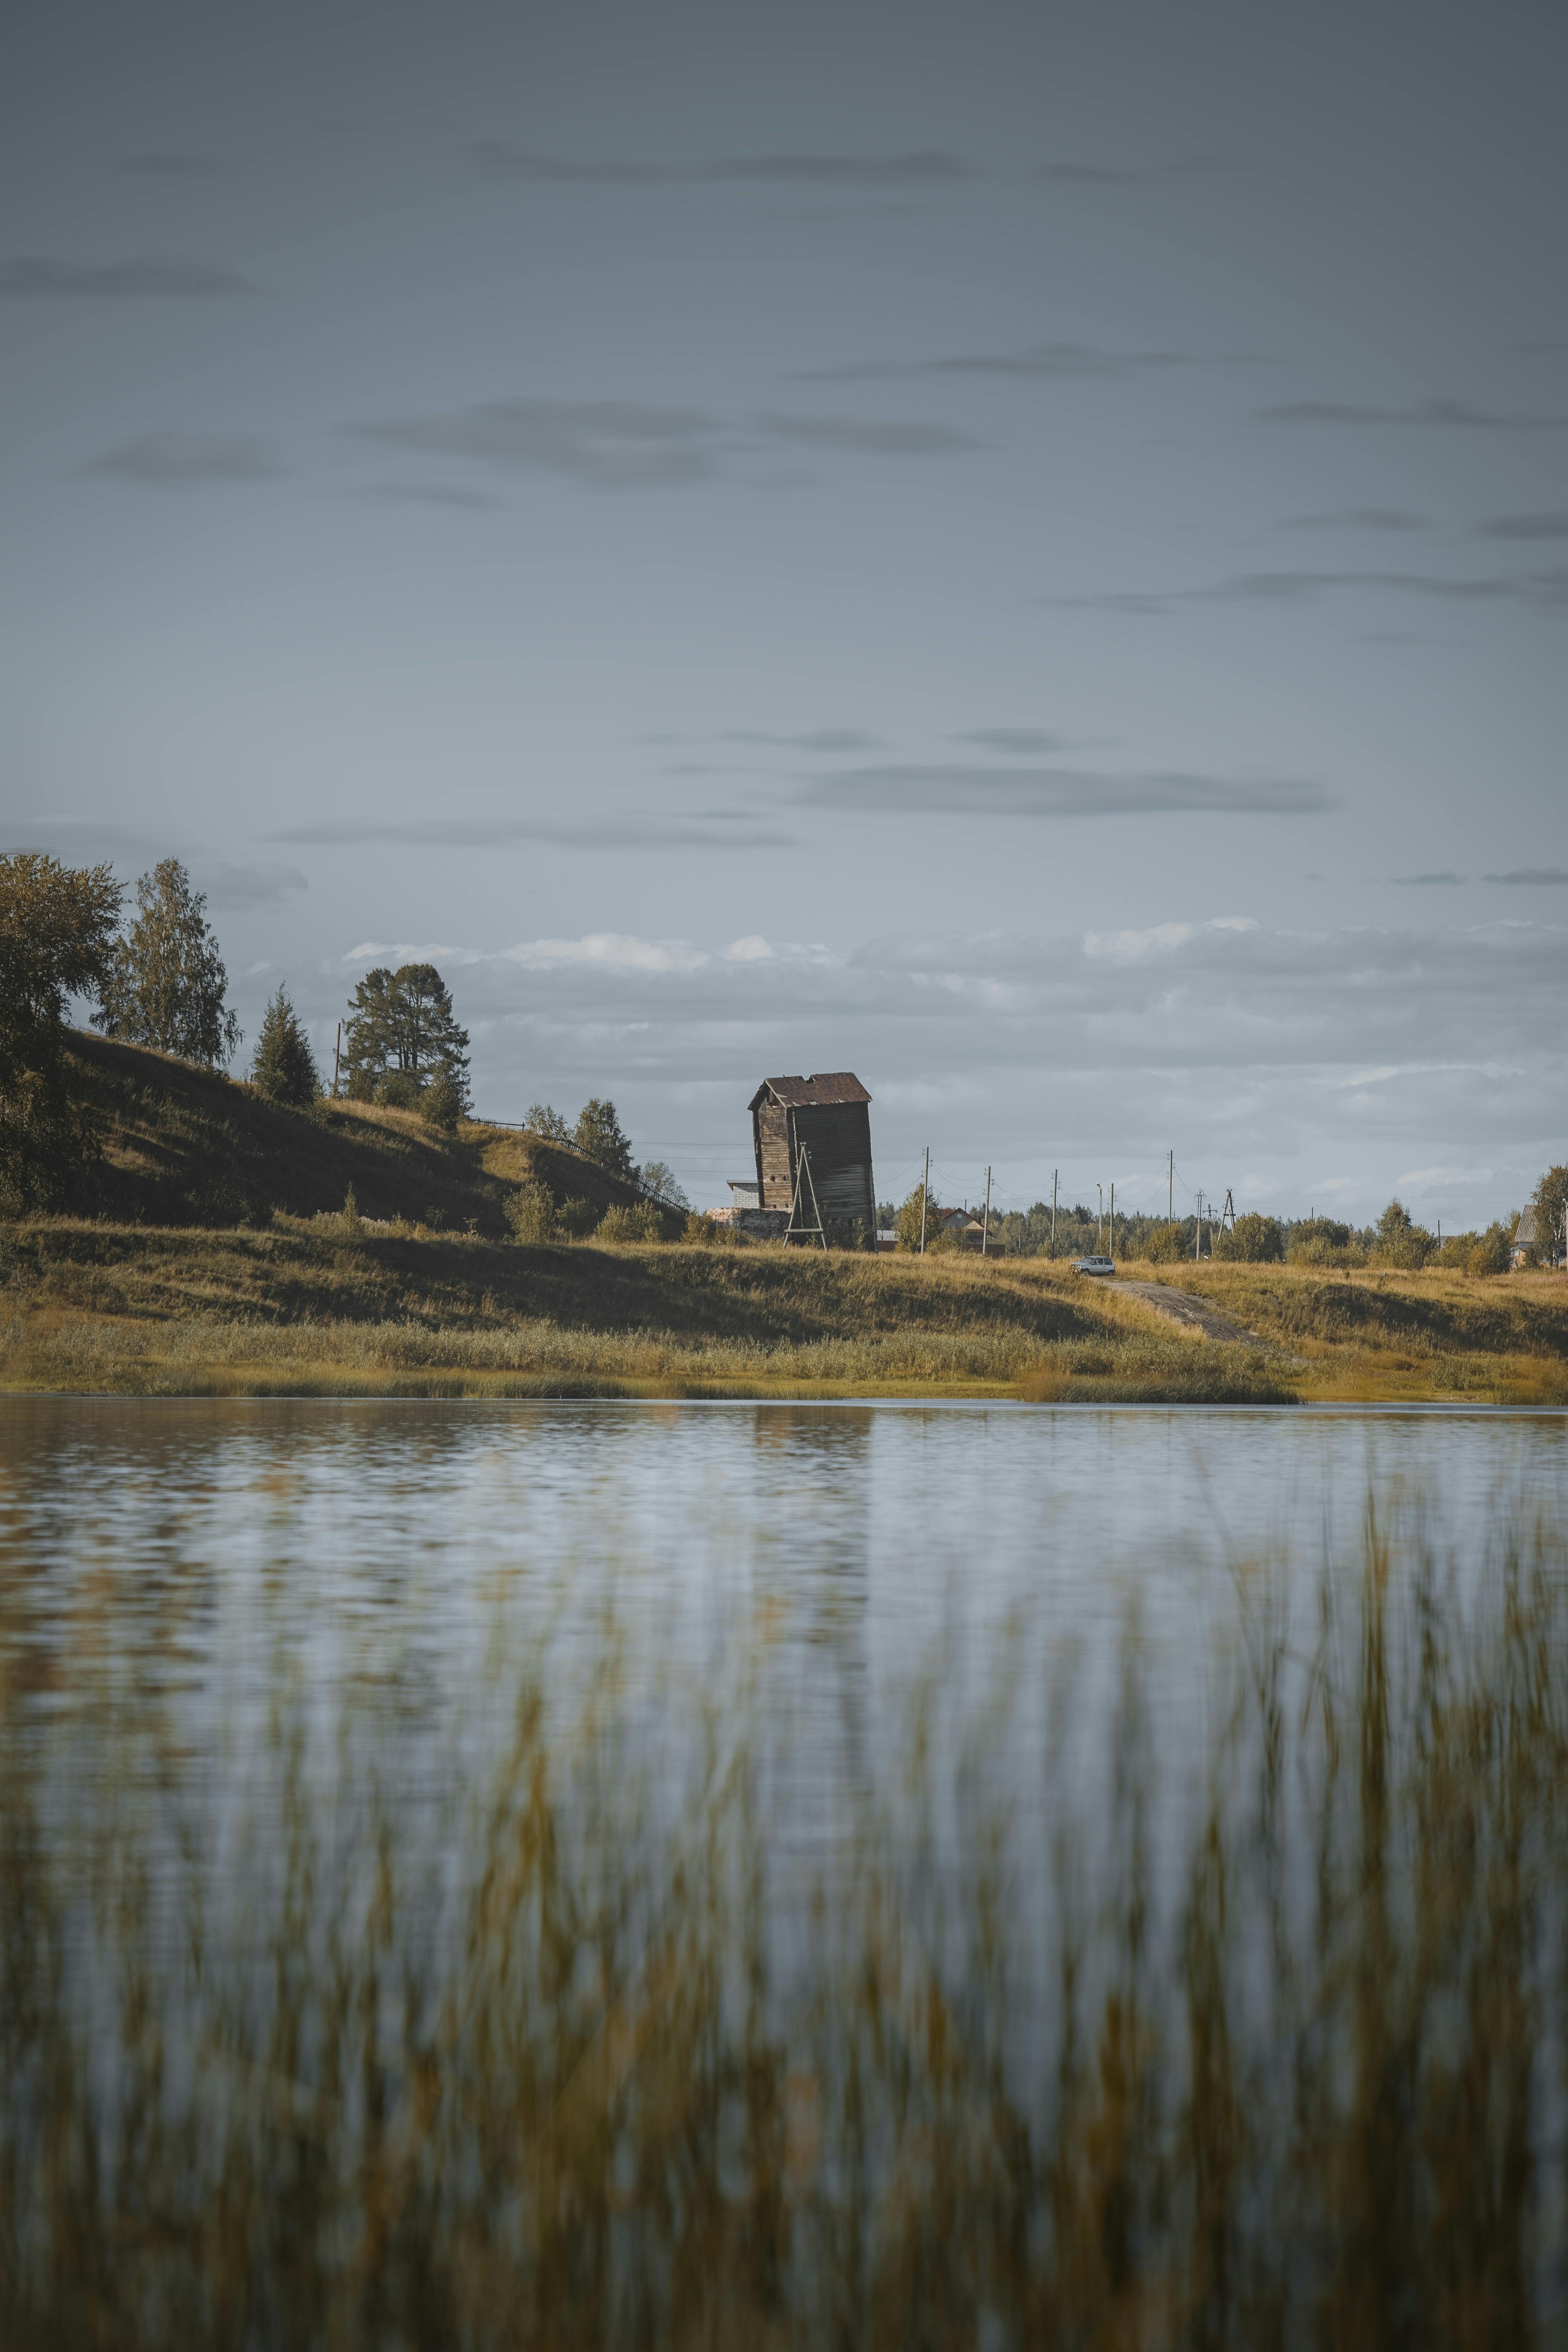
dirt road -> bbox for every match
[1115,1281,1256,1343]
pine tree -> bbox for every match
[573,1098,636,1181]
[92,858,241,1068]
[250,987,320,1107]
[342,963,469,1105]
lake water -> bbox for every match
[3,1398,1566,2345]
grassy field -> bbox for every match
[2,1032,1563,1401]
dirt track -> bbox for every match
[1115,1281,1257,1343]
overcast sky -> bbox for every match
[4,0,1565,1225]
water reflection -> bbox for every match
[1,1400,1566,2345]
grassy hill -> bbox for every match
[0,1033,1563,1402]
[55,1029,655,1235]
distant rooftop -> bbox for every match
[749,1072,871,1110]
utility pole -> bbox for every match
[1052,1169,1058,1254]
[332,1021,341,1099]
[981,1165,992,1258]
[1168,1149,1173,1222]
[919,1145,930,1256]
[1097,1182,1103,1253]
[1110,1181,1115,1260]
[1194,1190,1202,1261]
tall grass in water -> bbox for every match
[2,1511,1565,2346]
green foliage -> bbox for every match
[525,1103,571,1143]
[250,987,320,1108]
[0,851,123,1213]
[556,1195,596,1239]
[595,1200,662,1244]
[1142,1220,1187,1263]
[1373,1198,1434,1270]
[894,1182,940,1252]
[1468,1222,1513,1276]
[421,1069,462,1133]
[505,1179,556,1243]
[1214,1212,1284,1264]
[340,1184,362,1238]
[1530,1165,1568,1266]
[683,1211,720,1246]
[639,1158,689,1210]
[573,1098,636,1182]
[92,858,241,1069]
[343,963,470,1106]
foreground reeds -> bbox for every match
[2,1499,1565,2346]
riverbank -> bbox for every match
[3,1217,1564,1403]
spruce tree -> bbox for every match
[573,1098,636,1181]
[92,858,241,1068]
[251,987,320,1107]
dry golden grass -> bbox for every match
[2,1504,1564,2344]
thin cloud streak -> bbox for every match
[266,813,797,852]
[1256,396,1568,430]
[793,340,1188,384]
[79,433,280,484]
[756,413,979,455]
[802,765,1334,818]
[1,256,254,297]
[470,145,977,185]
[346,398,720,487]
[1484,868,1568,886]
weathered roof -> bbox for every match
[749,1072,871,1111]
[1515,1204,1537,1246]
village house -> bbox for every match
[1511,1204,1536,1269]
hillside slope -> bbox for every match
[57,1030,652,1236]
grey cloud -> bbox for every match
[349,481,502,510]
[1393,872,1465,887]
[266,813,796,852]
[1052,565,1568,617]
[802,765,1333,818]
[756,413,978,456]
[1,255,255,297]
[795,341,1187,384]
[952,728,1072,755]
[1034,154,1222,185]
[118,152,226,178]
[198,861,309,910]
[346,398,719,487]
[1479,511,1568,540]
[1283,508,1427,532]
[1483,869,1568,886]
[1256,397,1568,430]
[719,729,881,752]
[80,433,280,484]
[471,145,975,186]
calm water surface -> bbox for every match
[2,1399,1565,2345]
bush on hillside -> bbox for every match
[378,1070,423,1112]
[557,1196,596,1239]
[422,1070,462,1133]
[1214,1213,1284,1263]
[250,988,320,1108]
[1370,1199,1433,1270]
[505,1179,556,1244]
[1467,1223,1512,1276]
[683,1212,721,1245]
[525,1103,571,1144]
[596,1201,663,1245]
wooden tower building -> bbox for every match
[749,1073,875,1235]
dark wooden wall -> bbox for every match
[792,1102,875,1229]
[754,1101,793,1208]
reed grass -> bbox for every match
[1,1502,1565,2344]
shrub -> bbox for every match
[340,1185,362,1239]
[894,1184,940,1252]
[1371,1201,1433,1270]
[506,1180,556,1244]
[683,1212,720,1246]
[1143,1221,1187,1263]
[596,1201,662,1245]
[525,1103,571,1143]
[1214,1213,1284,1264]
[422,1070,462,1133]
[556,1196,596,1239]
[1468,1223,1512,1276]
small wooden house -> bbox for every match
[749,1073,875,1234]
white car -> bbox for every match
[1072,1254,1116,1276]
